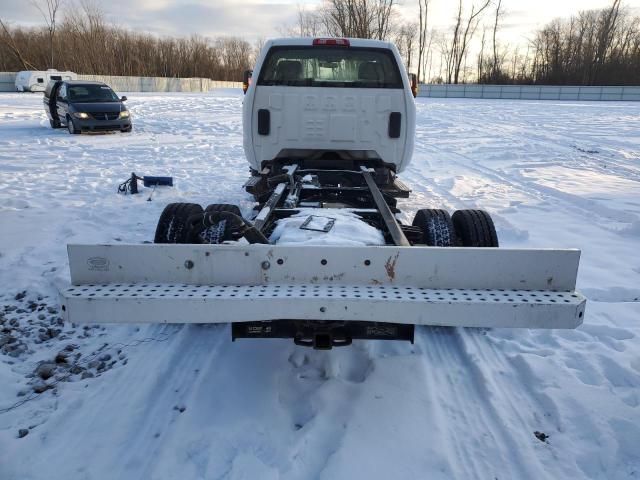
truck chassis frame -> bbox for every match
[59,161,586,349]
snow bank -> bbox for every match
[270,209,385,246]
[0,93,639,480]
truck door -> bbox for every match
[48,81,63,122]
[56,84,68,121]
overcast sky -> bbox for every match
[2,0,639,47]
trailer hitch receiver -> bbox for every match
[231,320,414,350]
[294,331,353,350]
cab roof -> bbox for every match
[266,37,393,49]
[62,80,108,86]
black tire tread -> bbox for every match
[201,204,243,244]
[412,209,455,246]
[452,209,499,247]
[204,203,242,218]
[154,202,203,243]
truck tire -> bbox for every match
[451,209,499,247]
[200,204,243,243]
[204,204,242,217]
[67,116,80,134]
[412,209,456,246]
[154,203,204,244]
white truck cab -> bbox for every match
[243,37,416,174]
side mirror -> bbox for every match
[242,70,253,95]
[409,73,418,98]
[121,96,128,102]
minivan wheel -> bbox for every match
[67,116,80,134]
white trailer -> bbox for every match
[58,38,586,349]
[15,69,77,92]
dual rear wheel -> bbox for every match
[412,208,498,247]
[154,203,497,247]
[154,202,243,244]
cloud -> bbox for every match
[0,0,300,41]
[3,0,639,46]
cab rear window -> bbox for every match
[257,46,403,89]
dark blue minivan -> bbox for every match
[44,80,132,134]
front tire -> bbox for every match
[67,116,80,134]
[154,203,204,244]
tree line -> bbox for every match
[293,0,639,85]
[477,0,640,85]
[0,3,253,81]
[1,0,639,85]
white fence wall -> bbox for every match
[76,75,241,92]
[0,72,16,92]
[3,72,638,100]
[418,84,640,101]
[0,72,241,92]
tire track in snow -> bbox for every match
[417,140,638,227]
[455,329,577,475]
[414,101,640,225]
[452,116,640,201]
[445,109,640,183]
[115,325,227,478]
[415,327,551,479]
[400,151,531,241]
[29,324,228,478]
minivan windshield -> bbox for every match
[68,85,120,103]
[258,46,403,89]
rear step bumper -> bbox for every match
[58,244,586,329]
[59,283,585,328]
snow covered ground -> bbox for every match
[0,91,639,479]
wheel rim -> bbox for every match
[67,117,73,133]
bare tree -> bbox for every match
[374,0,396,40]
[425,29,435,82]
[319,0,397,40]
[491,0,504,80]
[217,37,253,80]
[252,37,265,64]
[31,0,63,68]
[447,0,491,84]
[477,27,487,82]
[593,0,621,81]
[525,0,637,85]
[0,18,37,69]
[296,6,324,36]
[395,22,418,70]
[417,0,430,82]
